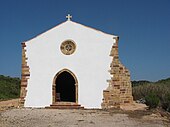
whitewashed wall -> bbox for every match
[24,21,116,108]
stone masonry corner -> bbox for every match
[101,37,133,109]
[19,42,30,107]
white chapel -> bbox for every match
[20,15,133,109]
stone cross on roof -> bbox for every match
[66,14,72,21]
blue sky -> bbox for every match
[0,0,170,81]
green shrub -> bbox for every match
[161,93,170,112]
[145,93,159,109]
[132,78,170,112]
[0,75,20,100]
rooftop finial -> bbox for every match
[66,14,72,21]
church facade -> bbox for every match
[20,15,133,109]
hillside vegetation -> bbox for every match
[0,75,20,101]
[0,74,170,111]
[132,78,170,112]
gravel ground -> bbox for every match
[0,108,169,127]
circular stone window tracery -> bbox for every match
[60,40,76,55]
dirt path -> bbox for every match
[0,108,169,127]
[0,99,19,111]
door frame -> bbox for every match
[52,68,78,104]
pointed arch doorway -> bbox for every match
[52,69,78,104]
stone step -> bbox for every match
[51,102,79,106]
[50,104,81,107]
[46,106,84,109]
[46,102,84,109]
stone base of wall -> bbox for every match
[101,37,133,109]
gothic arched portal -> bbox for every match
[52,69,78,104]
